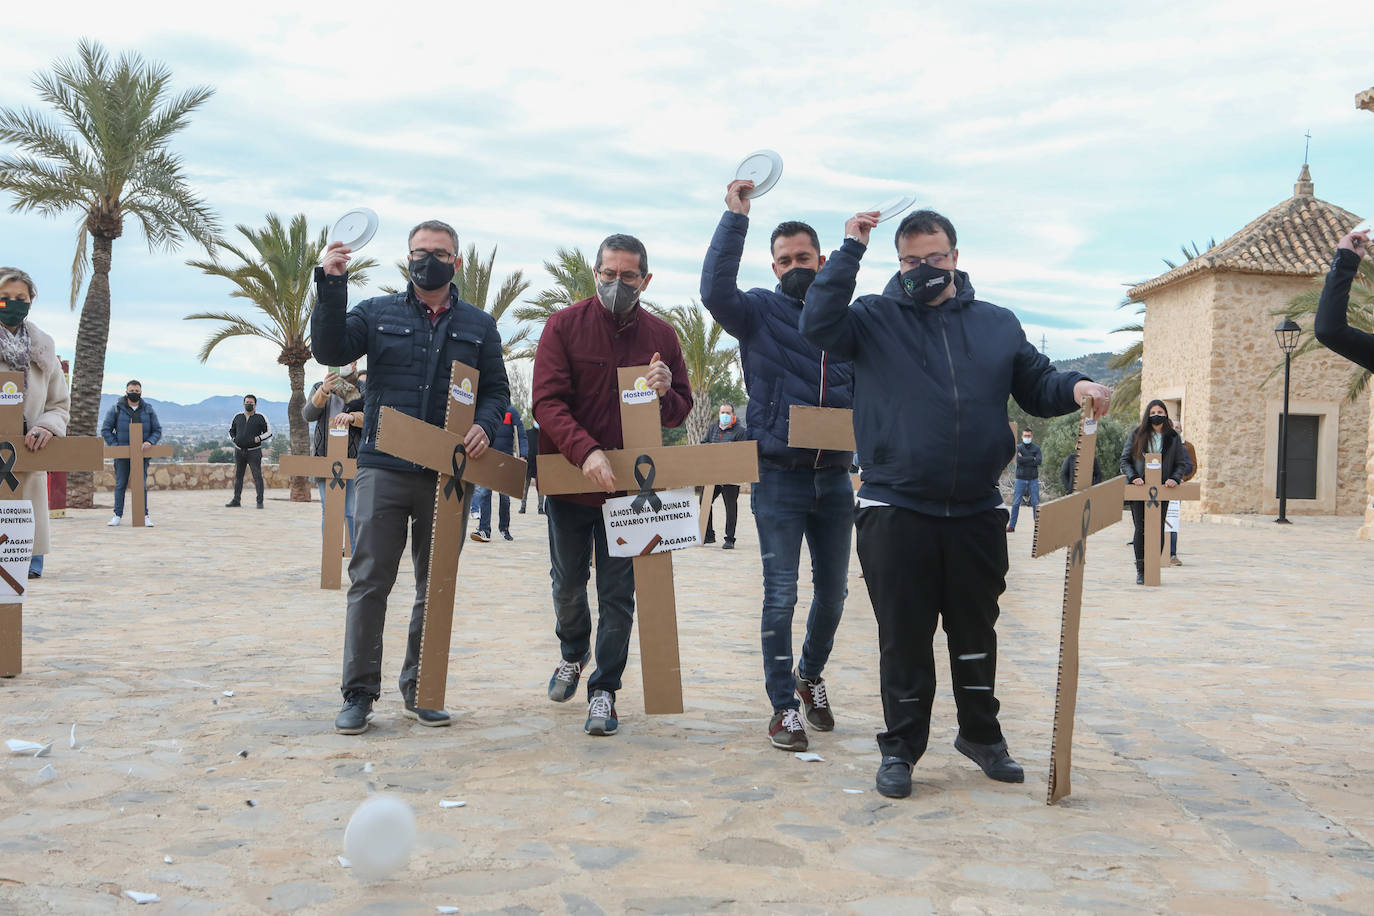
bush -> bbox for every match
[208,448,234,464]
[1041,413,1128,497]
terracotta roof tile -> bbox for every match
[1127,168,1362,300]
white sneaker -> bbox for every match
[107,515,121,527]
[144,516,154,528]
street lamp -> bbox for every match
[1274,318,1302,524]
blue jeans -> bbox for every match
[474,485,510,535]
[317,479,358,552]
[546,496,636,696]
[29,554,43,576]
[112,457,150,517]
[1008,478,1039,529]
[751,463,853,712]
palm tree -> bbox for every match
[513,246,597,354]
[184,213,376,500]
[1111,239,1216,419]
[0,39,219,505]
[1276,258,1374,400]
[384,242,532,360]
[660,303,740,443]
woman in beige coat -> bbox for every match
[0,268,71,577]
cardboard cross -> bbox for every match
[538,365,759,714]
[0,371,105,677]
[279,426,357,589]
[104,422,172,527]
[373,360,526,711]
[1030,398,1126,804]
[1123,456,1201,587]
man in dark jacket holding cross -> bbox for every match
[313,219,508,736]
[802,208,1111,798]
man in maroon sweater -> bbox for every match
[532,233,693,736]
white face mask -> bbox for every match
[720,413,731,427]
[1022,436,1032,444]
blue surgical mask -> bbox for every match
[720,413,731,427]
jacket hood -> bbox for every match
[876,269,978,366]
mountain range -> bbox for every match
[98,394,291,430]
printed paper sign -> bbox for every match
[0,500,34,602]
[1165,499,1181,534]
[621,376,658,406]
[0,380,22,406]
[1083,418,1097,435]
[1146,459,1162,470]
[603,486,699,557]
[450,379,475,406]
[329,427,348,437]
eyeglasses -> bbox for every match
[595,268,644,284]
[898,250,953,269]
[410,249,457,263]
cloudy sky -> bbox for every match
[2,0,1371,403]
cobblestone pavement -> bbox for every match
[1,489,1371,914]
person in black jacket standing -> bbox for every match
[1314,227,1372,369]
[226,394,271,509]
[1006,428,1041,532]
[801,208,1111,799]
[699,402,748,548]
[1121,400,1185,585]
[313,220,508,735]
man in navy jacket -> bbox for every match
[801,208,1111,798]
[313,220,508,736]
[100,379,163,527]
[701,179,855,752]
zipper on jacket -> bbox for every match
[938,313,960,517]
[813,351,828,469]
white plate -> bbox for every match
[867,194,918,223]
[1353,219,1373,235]
[330,208,379,250]
[343,795,415,881]
[735,150,783,199]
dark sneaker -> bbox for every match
[954,734,1024,783]
[768,708,808,751]
[225,500,241,507]
[335,691,374,735]
[501,530,513,541]
[876,756,913,798]
[470,530,490,543]
[721,540,735,550]
[585,689,618,736]
[403,692,451,727]
[703,533,716,544]
[795,669,834,731]
[548,651,591,702]
[256,501,264,509]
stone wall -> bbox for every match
[1142,270,1368,517]
[94,461,302,492]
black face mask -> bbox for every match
[900,263,953,304]
[1149,415,1166,426]
[409,253,455,291]
[127,392,141,404]
[244,402,255,413]
[778,267,816,300]
[0,298,31,328]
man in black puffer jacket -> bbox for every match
[802,208,1111,799]
[312,219,508,736]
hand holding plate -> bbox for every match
[322,242,352,277]
[845,212,880,247]
[725,180,754,216]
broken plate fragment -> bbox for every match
[794,752,825,763]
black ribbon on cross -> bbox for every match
[442,444,467,501]
[328,461,345,490]
[1146,485,1159,509]
[630,454,662,513]
[1069,498,1091,567]
[0,441,18,491]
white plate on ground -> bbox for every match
[867,194,918,223]
[330,208,379,250]
[735,150,783,198]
